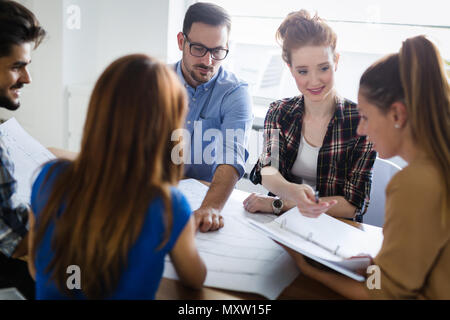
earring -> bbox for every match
[394,124,400,129]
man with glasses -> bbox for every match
[175,2,253,232]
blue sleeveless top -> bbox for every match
[31,161,191,299]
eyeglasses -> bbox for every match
[183,33,229,61]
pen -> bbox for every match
[315,191,319,204]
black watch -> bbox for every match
[272,198,284,215]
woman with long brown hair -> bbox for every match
[284,35,450,299]
[27,54,206,299]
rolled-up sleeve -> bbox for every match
[213,84,253,179]
[250,102,285,185]
[344,136,376,213]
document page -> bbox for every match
[0,288,26,300]
[249,208,384,281]
[277,209,382,259]
[163,179,299,299]
[0,118,56,204]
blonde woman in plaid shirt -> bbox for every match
[244,10,376,221]
[285,35,450,300]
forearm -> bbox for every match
[261,168,316,213]
[27,210,36,280]
[320,196,357,219]
[170,218,206,289]
[306,265,370,300]
[11,234,28,259]
[260,167,296,201]
[278,196,356,216]
[286,245,370,299]
[200,165,239,211]
[48,147,78,160]
[262,169,356,216]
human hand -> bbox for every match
[347,254,374,276]
[287,184,337,218]
[242,193,275,213]
[193,207,224,232]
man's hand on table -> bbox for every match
[194,206,224,232]
[191,165,239,233]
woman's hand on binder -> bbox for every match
[347,254,375,276]
[288,184,337,218]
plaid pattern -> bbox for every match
[0,139,28,257]
[250,95,376,219]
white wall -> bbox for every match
[0,0,187,150]
[0,0,66,149]
[95,0,171,74]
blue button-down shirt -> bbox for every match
[175,61,253,182]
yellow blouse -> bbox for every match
[368,155,450,299]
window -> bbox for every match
[206,0,449,107]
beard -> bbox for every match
[0,85,22,111]
[0,94,20,111]
[189,64,214,84]
[182,52,215,85]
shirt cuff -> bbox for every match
[343,180,367,212]
[212,162,245,180]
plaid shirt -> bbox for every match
[0,139,29,257]
[250,95,376,220]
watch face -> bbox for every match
[273,199,283,209]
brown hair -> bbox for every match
[31,54,187,299]
[276,9,337,65]
[360,35,450,222]
[0,0,46,57]
[183,2,231,35]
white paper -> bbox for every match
[0,118,56,205]
[0,287,26,300]
[249,208,384,282]
[163,179,299,300]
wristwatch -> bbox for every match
[272,198,284,215]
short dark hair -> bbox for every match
[0,0,46,57]
[183,2,231,35]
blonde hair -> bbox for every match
[276,9,337,65]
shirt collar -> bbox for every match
[333,95,346,123]
[175,60,221,92]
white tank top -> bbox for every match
[290,135,320,189]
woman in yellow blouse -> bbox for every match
[284,35,450,299]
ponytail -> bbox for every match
[399,36,450,223]
[360,35,450,224]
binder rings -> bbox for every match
[249,208,384,281]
